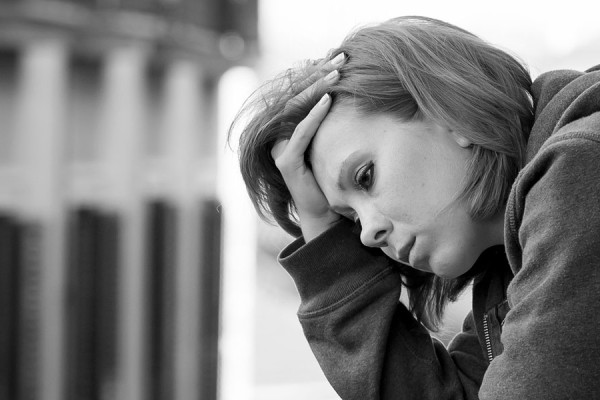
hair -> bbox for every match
[230,16,534,330]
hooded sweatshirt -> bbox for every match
[278,65,600,399]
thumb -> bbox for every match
[271,139,290,161]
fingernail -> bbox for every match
[319,93,330,105]
[324,69,338,81]
[330,52,345,66]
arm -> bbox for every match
[480,130,600,399]
[269,53,487,399]
[280,219,487,400]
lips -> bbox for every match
[395,236,415,264]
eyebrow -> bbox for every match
[336,151,362,192]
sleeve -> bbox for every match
[479,132,600,399]
[279,218,487,400]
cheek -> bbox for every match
[401,168,466,221]
[381,159,441,210]
[427,213,484,275]
[377,180,434,226]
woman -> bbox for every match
[231,16,600,399]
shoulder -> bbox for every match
[520,79,600,194]
[513,126,600,207]
[527,67,600,161]
[506,127,600,251]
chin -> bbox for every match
[433,270,462,279]
[429,255,474,280]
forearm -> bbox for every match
[280,219,484,399]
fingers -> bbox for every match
[288,93,331,152]
[272,93,331,167]
[306,52,345,90]
[288,52,345,110]
[273,52,345,167]
[299,52,344,88]
[311,52,346,79]
[270,138,289,161]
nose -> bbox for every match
[358,207,391,248]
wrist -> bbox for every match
[300,213,341,241]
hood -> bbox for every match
[527,64,600,162]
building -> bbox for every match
[0,1,257,399]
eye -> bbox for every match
[354,161,375,191]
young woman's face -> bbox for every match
[310,105,504,278]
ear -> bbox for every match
[451,131,472,148]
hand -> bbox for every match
[271,53,345,241]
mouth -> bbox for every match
[395,236,416,265]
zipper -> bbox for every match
[482,313,494,363]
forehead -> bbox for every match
[310,105,386,196]
[311,105,375,165]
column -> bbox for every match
[13,39,68,400]
[97,44,148,400]
[158,58,205,400]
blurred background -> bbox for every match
[0,1,598,400]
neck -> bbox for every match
[486,209,506,248]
